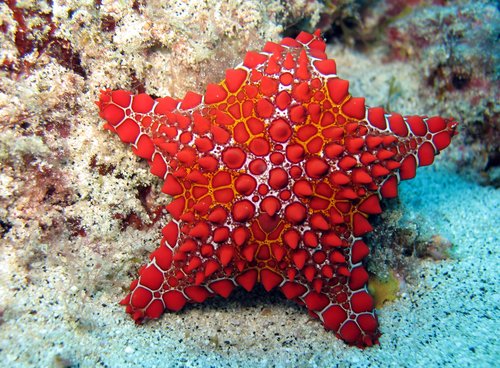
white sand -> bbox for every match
[0,165,498,367]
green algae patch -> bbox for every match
[368,271,401,309]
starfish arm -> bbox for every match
[119,222,245,322]
[277,267,379,347]
[97,89,215,183]
[360,109,458,199]
[265,182,382,346]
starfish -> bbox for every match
[97,30,457,347]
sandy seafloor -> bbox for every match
[1,165,498,367]
[0,1,499,367]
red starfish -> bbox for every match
[97,30,457,347]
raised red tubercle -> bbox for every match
[97,30,457,348]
